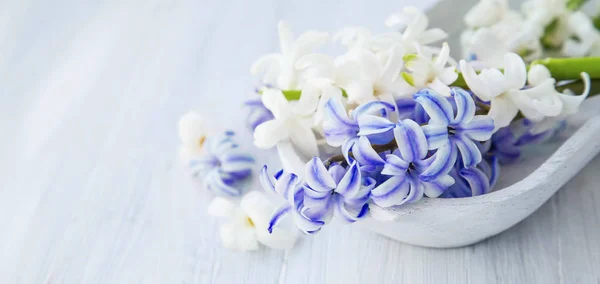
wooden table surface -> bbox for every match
[1,0,599,283]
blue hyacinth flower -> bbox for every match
[190,131,255,196]
[413,88,495,181]
[323,98,396,162]
[260,158,375,234]
[370,119,455,207]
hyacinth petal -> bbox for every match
[335,162,361,196]
[413,89,454,125]
[275,173,299,198]
[454,136,482,168]
[371,176,410,208]
[458,115,495,141]
[294,31,330,55]
[459,60,492,101]
[451,87,476,124]
[351,100,396,121]
[336,196,369,223]
[305,157,337,192]
[345,177,375,207]
[324,98,355,126]
[381,45,405,84]
[419,28,448,45]
[267,203,292,233]
[420,141,457,182]
[323,99,357,147]
[381,154,409,176]
[302,186,333,211]
[352,136,385,167]
[205,170,241,197]
[254,119,289,149]
[460,167,490,196]
[421,124,448,150]
[328,163,347,184]
[342,138,357,164]
[289,123,319,158]
[404,178,424,204]
[219,153,255,172]
[488,96,519,131]
[423,174,454,197]
[357,115,396,136]
[259,166,276,194]
[394,119,428,162]
[503,53,527,90]
[291,210,325,234]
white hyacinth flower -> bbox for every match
[384,7,448,53]
[208,191,298,251]
[253,89,319,157]
[341,45,406,105]
[464,0,511,28]
[561,11,600,57]
[251,21,329,89]
[178,112,209,162]
[526,64,591,134]
[460,53,564,131]
[400,42,458,97]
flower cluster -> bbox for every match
[246,6,593,234]
[461,0,600,68]
[178,112,300,251]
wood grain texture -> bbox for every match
[0,0,599,283]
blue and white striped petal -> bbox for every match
[420,141,457,182]
[275,173,299,198]
[394,119,428,162]
[335,162,361,197]
[381,154,409,176]
[268,203,292,233]
[457,116,495,141]
[343,177,374,208]
[421,124,448,150]
[454,136,482,168]
[323,99,358,147]
[204,169,241,197]
[423,174,454,197]
[404,178,424,204]
[350,100,396,120]
[357,115,396,136]
[292,210,326,234]
[352,136,385,167]
[342,138,358,164]
[413,89,454,125]
[328,163,347,184]
[451,87,476,124]
[335,195,369,223]
[305,157,337,192]
[459,167,490,196]
[219,152,255,173]
[259,166,276,194]
[371,176,410,208]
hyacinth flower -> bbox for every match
[413,88,495,180]
[441,140,500,198]
[322,98,396,161]
[178,112,255,196]
[244,94,274,131]
[369,119,455,207]
[260,158,375,234]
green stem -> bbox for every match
[531,57,600,81]
[594,14,600,30]
[567,0,588,10]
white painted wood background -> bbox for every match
[1,0,599,283]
